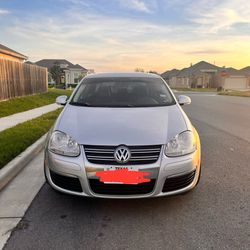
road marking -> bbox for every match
[186,94,217,96]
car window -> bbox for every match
[70,77,175,107]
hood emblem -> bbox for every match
[114,146,131,163]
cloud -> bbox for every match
[3,11,174,69]
[61,0,89,6]
[0,8,10,15]
[229,22,250,35]
[1,0,250,72]
[185,49,228,55]
[119,0,153,13]
[187,0,250,34]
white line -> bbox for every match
[185,93,217,96]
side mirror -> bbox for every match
[178,95,191,106]
[56,95,68,106]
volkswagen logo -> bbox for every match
[114,146,131,163]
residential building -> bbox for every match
[161,69,180,85]
[172,68,190,88]
[241,66,250,75]
[241,66,250,89]
[176,61,219,88]
[216,67,250,90]
[0,44,28,62]
[162,61,250,90]
[35,59,88,86]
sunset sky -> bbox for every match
[0,0,250,72]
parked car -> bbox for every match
[44,72,201,198]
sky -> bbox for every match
[0,0,250,72]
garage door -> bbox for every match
[224,77,247,90]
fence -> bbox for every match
[0,58,48,101]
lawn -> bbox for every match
[172,88,217,92]
[0,108,62,169]
[218,91,250,97]
[0,88,72,118]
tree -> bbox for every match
[148,70,158,74]
[135,68,145,72]
[50,62,63,85]
[77,73,86,83]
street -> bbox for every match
[4,93,250,250]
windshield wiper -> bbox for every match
[70,102,92,107]
[70,102,138,107]
[110,104,136,107]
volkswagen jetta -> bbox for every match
[44,73,201,198]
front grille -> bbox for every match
[89,179,156,195]
[162,170,196,192]
[84,145,162,165]
[50,170,82,192]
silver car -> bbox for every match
[44,73,201,198]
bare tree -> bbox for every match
[148,70,158,74]
[135,68,145,72]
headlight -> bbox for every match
[165,131,196,157]
[48,131,80,157]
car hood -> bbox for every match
[55,104,188,145]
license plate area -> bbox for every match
[96,166,151,185]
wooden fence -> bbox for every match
[0,58,48,101]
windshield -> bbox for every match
[70,77,175,107]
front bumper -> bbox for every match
[44,143,201,198]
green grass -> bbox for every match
[0,108,62,169]
[0,88,72,118]
[172,88,217,92]
[218,91,250,97]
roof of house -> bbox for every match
[161,61,221,79]
[35,59,87,71]
[240,66,250,75]
[181,61,220,77]
[74,63,87,70]
[176,67,190,77]
[161,69,180,79]
[162,61,250,79]
[162,61,220,78]
[0,44,28,60]
[220,67,245,76]
[25,61,35,65]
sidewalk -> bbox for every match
[0,151,45,249]
[0,103,60,132]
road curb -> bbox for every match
[0,134,47,191]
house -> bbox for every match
[241,66,250,75]
[162,61,220,88]
[216,67,250,90]
[172,68,190,88]
[0,44,28,62]
[161,61,250,90]
[181,61,219,88]
[161,69,180,83]
[35,59,88,87]
[241,66,250,89]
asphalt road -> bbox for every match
[4,93,250,250]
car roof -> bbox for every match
[85,72,161,79]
